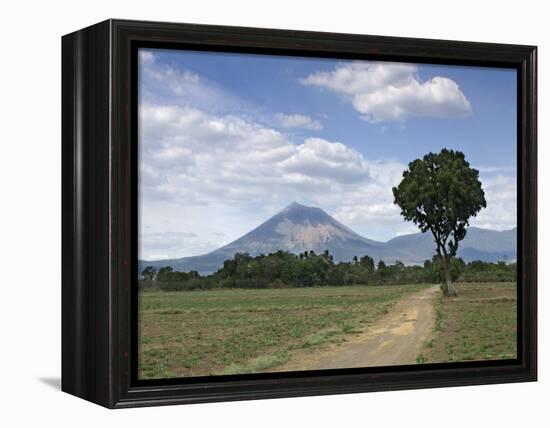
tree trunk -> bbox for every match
[442,264,456,297]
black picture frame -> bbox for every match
[62,19,537,408]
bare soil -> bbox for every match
[278,285,440,371]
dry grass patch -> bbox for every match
[138,284,429,379]
[421,282,517,363]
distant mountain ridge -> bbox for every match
[139,202,517,274]
[384,226,517,264]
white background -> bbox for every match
[0,0,547,425]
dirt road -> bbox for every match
[280,285,440,371]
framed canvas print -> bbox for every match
[62,19,537,408]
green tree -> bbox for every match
[377,260,387,279]
[431,255,464,284]
[141,266,157,281]
[359,255,375,273]
[393,260,405,269]
[392,149,486,296]
[157,266,173,282]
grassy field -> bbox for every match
[138,284,429,379]
[419,282,517,363]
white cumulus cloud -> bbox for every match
[139,104,372,205]
[275,113,323,130]
[471,174,517,231]
[138,101,382,258]
[300,61,472,123]
[280,138,370,184]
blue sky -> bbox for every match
[138,48,517,260]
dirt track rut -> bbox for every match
[280,285,440,371]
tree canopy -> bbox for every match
[141,266,157,281]
[392,149,486,296]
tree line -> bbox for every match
[140,250,516,292]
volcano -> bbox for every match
[139,202,516,274]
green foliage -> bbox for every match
[426,255,465,283]
[141,266,157,281]
[144,248,516,291]
[359,255,375,273]
[139,266,158,290]
[459,260,516,283]
[392,149,486,250]
[392,149,486,295]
